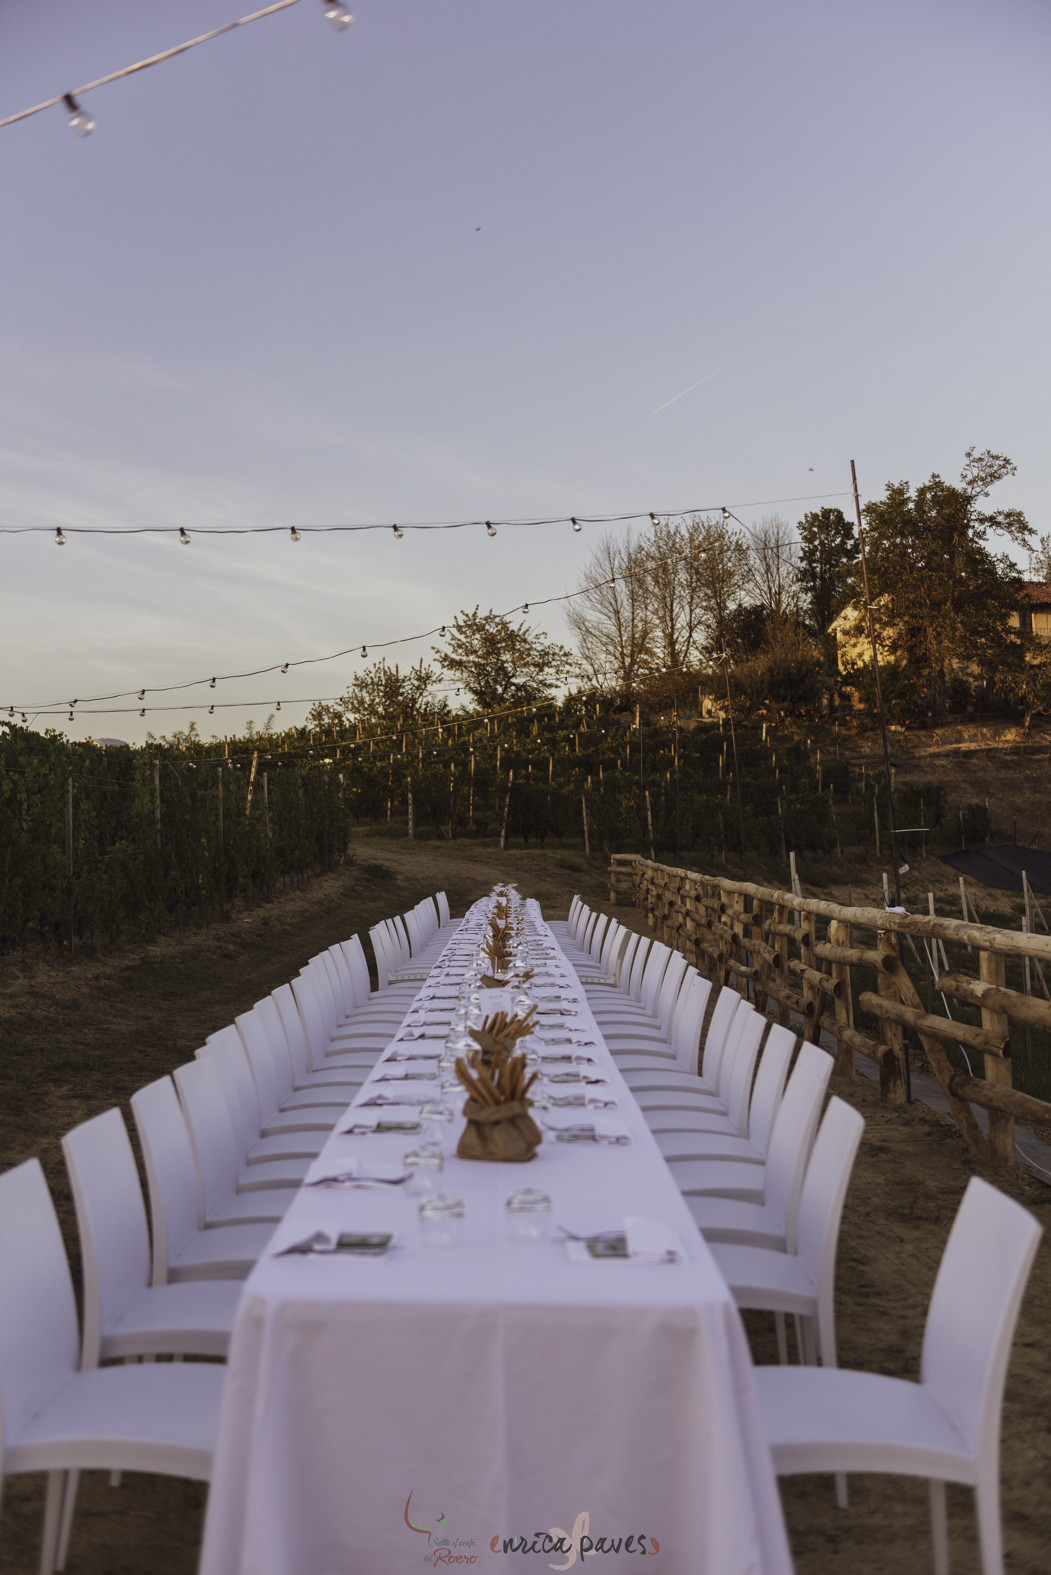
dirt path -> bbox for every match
[0,838,1047,1573]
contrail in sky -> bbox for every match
[653,335,773,414]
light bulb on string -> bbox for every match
[522,604,529,614]
[361,646,367,658]
[486,521,497,537]
[281,662,289,673]
[55,528,66,546]
[290,527,301,542]
[68,711,74,722]
[179,527,190,545]
[721,507,731,521]
[209,705,215,715]
[649,513,658,527]
[138,689,145,700]
[63,93,95,138]
[275,701,281,711]
[209,677,216,688]
[323,0,354,30]
[571,517,581,532]
[139,709,145,718]
[392,523,403,539]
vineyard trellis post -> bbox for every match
[979,947,1014,1164]
[153,759,161,851]
[216,767,224,917]
[65,773,74,955]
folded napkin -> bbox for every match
[394,1025,449,1041]
[339,1110,422,1134]
[303,1157,409,1187]
[273,1227,397,1257]
[372,1066,440,1082]
[625,1216,687,1263]
[543,1115,631,1145]
[548,1093,619,1110]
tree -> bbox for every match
[433,608,573,712]
[641,516,716,672]
[307,659,444,732]
[692,513,751,657]
[745,515,801,621]
[859,449,1032,708]
[797,507,858,646]
[566,531,654,690]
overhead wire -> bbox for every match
[3,490,853,717]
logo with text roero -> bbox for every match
[405,1495,659,1567]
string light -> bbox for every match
[139,709,145,717]
[55,529,66,546]
[392,524,404,539]
[10,490,849,540]
[210,677,216,688]
[649,513,659,527]
[0,2,329,136]
[281,662,289,673]
[68,710,74,721]
[209,705,215,714]
[361,646,367,658]
[275,701,281,710]
[179,527,190,545]
[323,0,354,29]
[63,94,95,138]
[521,604,529,614]
[138,690,145,700]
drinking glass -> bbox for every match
[404,1144,444,1195]
[419,1192,465,1247]
[420,1101,456,1154]
[505,1188,552,1243]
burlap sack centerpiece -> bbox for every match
[455,1009,541,1163]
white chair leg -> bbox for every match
[974,1469,1004,1575]
[774,1311,788,1365]
[929,1479,949,1575]
[55,1469,80,1572]
[39,1471,65,1575]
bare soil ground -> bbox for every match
[0,832,1048,1574]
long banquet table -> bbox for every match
[199,895,793,1575]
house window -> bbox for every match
[1021,605,1033,633]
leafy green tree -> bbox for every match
[797,507,858,652]
[433,608,573,712]
[860,449,1032,710]
[308,659,444,732]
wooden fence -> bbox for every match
[610,853,1051,1166]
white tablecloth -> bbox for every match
[199,900,792,1575]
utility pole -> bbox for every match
[852,459,904,905]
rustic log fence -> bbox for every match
[610,853,1051,1166]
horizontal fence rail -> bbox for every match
[611,853,1051,1167]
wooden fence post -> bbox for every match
[978,946,1015,1165]
[773,901,790,1027]
[500,770,514,850]
[408,778,415,840]
[828,918,855,1075]
[876,928,907,1102]
[581,793,590,856]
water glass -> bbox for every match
[505,1187,552,1243]
[419,1192,465,1247]
[420,1101,457,1154]
[404,1144,444,1195]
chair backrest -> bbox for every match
[716,996,755,1104]
[761,1052,834,1251]
[205,1024,263,1149]
[639,942,672,1017]
[742,1023,795,1157]
[579,911,600,956]
[62,1108,152,1368]
[795,1096,865,1368]
[173,1058,240,1218]
[795,1040,830,1079]
[325,946,355,1019]
[273,982,314,1083]
[130,1076,205,1285]
[671,974,713,1070]
[369,926,393,990]
[393,916,413,966]
[664,965,699,1048]
[0,1159,79,1443]
[341,935,374,1005]
[570,901,588,943]
[625,935,652,1001]
[603,925,630,983]
[614,930,641,990]
[313,955,344,1028]
[695,985,743,1082]
[291,973,330,1069]
[655,952,689,1034]
[437,891,451,926]
[403,910,423,957]
[236,1008,289,1122]
[722,1010,767,1136]
[922,1175,1042,1458]
[567,896,582,935]
[588,913,610,963]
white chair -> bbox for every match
[652,1012,770,1160]
[293,969,389,1068]
[130,1076,276,1282]
[0,1159,225,1575]
[62,1109,242,1365]
[756,1176,1042,1574]
[617,973,712,1076]
[340,933,414,1012]
[710,1095,864,1364]
[601,953,691,1052]
[630,995,760,1108]
[589,940,671,1026]
[237,1007,350,1114]
[261,988,372,1092]
[687,1053,833,1252]
[173,1059,300,1225]
[575,919,628,986]
[436,890,452,926]
[649,1024,795,1156]
[200,1033,329,1167]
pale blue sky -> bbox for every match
[1,0,1048,740]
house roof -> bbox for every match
[1021,581,1051,605]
